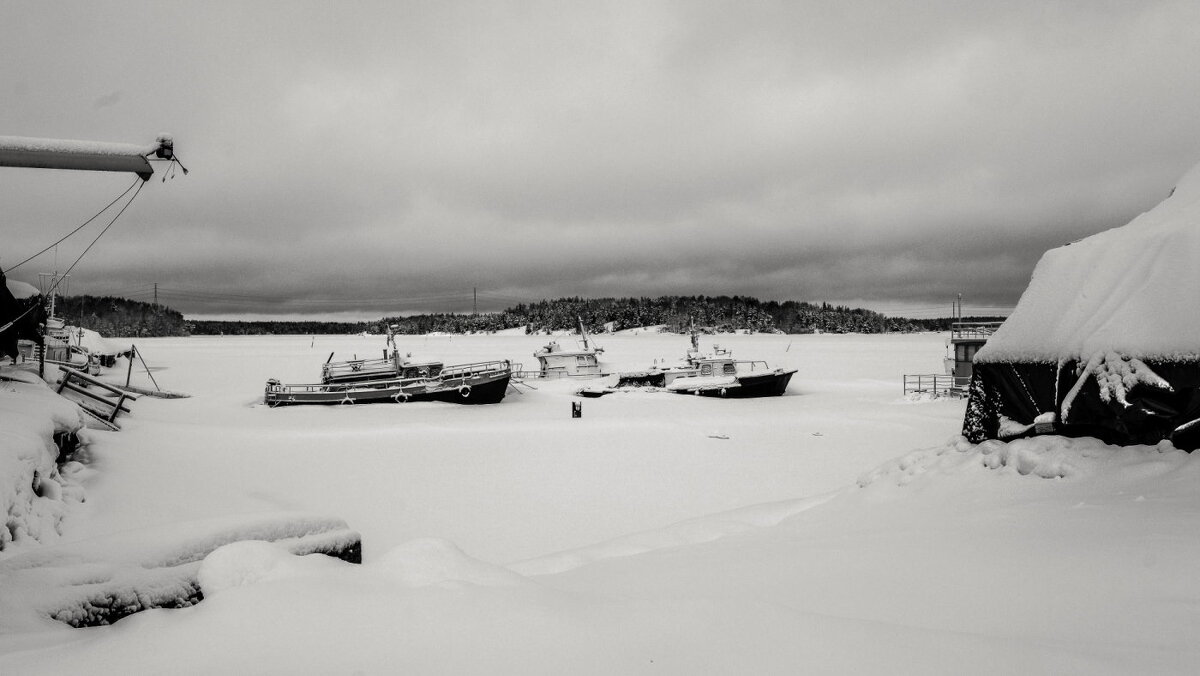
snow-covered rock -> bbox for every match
[0,368,87,552]
[0,512,361,630]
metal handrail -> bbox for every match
[439,360,512,380]
[949,321,1004,341]
[902,373,967,396]
[267,375,425,394]
[271,360,513,394]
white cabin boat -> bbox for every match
[532,317,605,378]
[584,322,795,398]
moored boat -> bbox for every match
[532,316,605,378]
[582,322,795,398]
[264,328,513,406]
[265,360,512,406]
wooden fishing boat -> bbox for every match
[264,359,512,406]
[264,328,513,406]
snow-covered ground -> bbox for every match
[2,332,1198,674]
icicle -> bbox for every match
[1060,351,1174,420]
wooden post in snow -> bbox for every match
[126,345,135,387]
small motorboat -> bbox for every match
[581,322,795,398]
[532,316,605,378]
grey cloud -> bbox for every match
[4,1,1200,319]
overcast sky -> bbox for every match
[4,1,1200,320]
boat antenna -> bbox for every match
[577,315,602,354]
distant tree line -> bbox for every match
[187,320,364,336]
[55,295,187,337]
[58,293,1003,337]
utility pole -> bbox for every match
[473,287,477,315]
[153,282,158,311]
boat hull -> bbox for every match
[265,369,511,407]
[672,369,792,396]
[683,369,795,398]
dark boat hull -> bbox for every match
[265,370,511,407]
[426,372,511,405]
[675,369,796,398]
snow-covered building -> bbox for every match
[963,162,1200,451]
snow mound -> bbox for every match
[375,538,529,588]
[4,278,39,300]
[71,326,122,356]
[198,540,348,596]
[857,435,1188,487]
[979,160,1200,362]
[0,368,88,551]
[518,435,1194,579]
[0,512,360,630]
[898,390,952,404]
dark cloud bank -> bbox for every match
[4,1,1200,319]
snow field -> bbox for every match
[1,332,1197,674]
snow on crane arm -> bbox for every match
[0,134,174,180]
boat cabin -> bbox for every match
[399,359,443,379]
[534,340,603,377]
[944,322,1002,388]
[322,350,444,384]
[533,317,605,378]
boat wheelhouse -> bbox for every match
[902,297,1004,398]
[533,317,605,378]
[944,321,1002,389]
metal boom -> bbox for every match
[0,134,174,180]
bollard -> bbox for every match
[572,401,582,418]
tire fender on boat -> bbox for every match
[460,385,472,398]
[719,388,728,397]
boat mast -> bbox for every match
[577,315,590,351]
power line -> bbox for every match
[1,179,146,335]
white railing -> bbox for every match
[439,360,512,382]
[902,373,967,397]
[950,321,1004,341]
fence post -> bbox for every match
[126,345,135,387]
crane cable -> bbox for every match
[2,176,142,275]
[1,179,146,335]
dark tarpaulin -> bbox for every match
[963,359,1200,451]
[0,272,44,359]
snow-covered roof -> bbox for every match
[4,279,39,300]
[978,161,1200,363]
